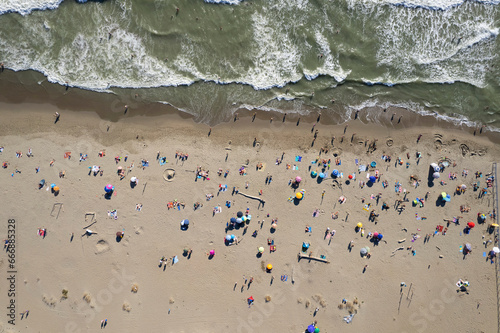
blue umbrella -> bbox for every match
[308,325,315,333]
[302,242,310,249]
[332,169,339,177]
[230,217,237,223]
[369,176,376,183]
[311,171,317,177]
[319,173,326,179]
[444,194,451,202]
[370,161,377,168]
[377,233,383,240]
[181,219,189,226]
[225,235,231,241]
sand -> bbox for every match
[0,101,499,333]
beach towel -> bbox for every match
[358,165,366,172]
[159,157,168,166]
[344,313,355,323]
[172,256,179,264]
[295,156,302,162]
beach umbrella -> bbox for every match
[433,172,440,179]
[53,186,60,192]
[247,215,252,221]
[307,325,315,333]
[493,247,500,254]
[104,184,114,193]
[377,234,383,240]
[461,184,467,189]
[302,242,310,249]
[348,174,353,180]
[209,250,215,256]
[444,194,451,202]
[230,217,237,223]
[242,216,247,222]
[369,176,376,183]
[231,234,235,240]
[431,163,440,172]
[370,161,377,168]
[467,222,475,229]
[258,247,265,253]
[332,169,339,177]
[464,243,471,252]
[319,173,326,179]
[360,247,368,256]
[181,219,189,226]
[311,171,317,177]
[266,264,273,271]
[441,192,447,198]
[295,176,302,183]
[271,223,277,229]
[314,328,320,333]
[225,235,231,241]
[237,211,243,218]
[364,246,370,253]
[130,176,137,183]
[373,232,379,238]
[236,218,243,224]
[296,192,303,200]
[51,183,56,188]
[357,223,363,228]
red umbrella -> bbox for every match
[467,222,475,228]
[348,174,353,180]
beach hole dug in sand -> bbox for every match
[460,144,470,156]
[95,239,110,254]
[131,283,139,293]
[163,168,176,182]
[83,292,92,304]
[169,297,175,304]
[386,138,393,147]
[122,302,132,312]
[265,295,271,302]
[61,289,69,300]
[305,300,311,308]
[42,294,57,307]
[312,294,327,308]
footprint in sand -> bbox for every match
[95,240,110,254]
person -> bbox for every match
[82,229,96,237]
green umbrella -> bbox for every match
[314,328,320,333]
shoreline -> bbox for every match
[1,69,499,145]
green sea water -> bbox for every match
[0,0,499,127]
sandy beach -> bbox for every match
[0,98,499,333]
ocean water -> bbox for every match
[0,0,499,127]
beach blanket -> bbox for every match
[295,156,302,162]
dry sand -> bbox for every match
[0,102,499,333]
